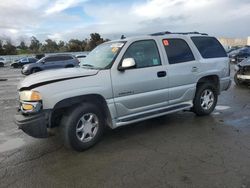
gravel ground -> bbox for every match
[0,66,250,188]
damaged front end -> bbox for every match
[234,58,250,85]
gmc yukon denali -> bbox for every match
[15,32,231,151]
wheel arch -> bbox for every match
[50,94,112,128]
[196,75,220,94]
[65,64,74,68]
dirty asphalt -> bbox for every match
[0,66,250,188]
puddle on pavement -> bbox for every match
[225,116,250,127]
[215,105,231,111]
[0,138,25,152]
[212,112,221,115]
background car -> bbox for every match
[21,54,79,75]
[0,57,7,67]
[75,54,86,62]
[234,57,250,86]
[11,57,38,68]
[229,47,250,63]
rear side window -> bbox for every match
[163,39,195,64]
[59,56,73,61]
[191,37,227,58]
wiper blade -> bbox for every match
[81,64,94,68]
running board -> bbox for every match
[115,103,192,127]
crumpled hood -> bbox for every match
[18,68,99,90]
[239,58,250,66]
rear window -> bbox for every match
[163,39,195,64]
[191,37,227,59]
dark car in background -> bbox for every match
[21,54,79,75]
[11,57,38,68]
[229,47,250,63]
[234,57,250,86]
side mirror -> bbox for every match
[119,58,136,71]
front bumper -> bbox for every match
[237,74,250,81]
[15,110,51,138]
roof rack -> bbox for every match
[150,31,208,36]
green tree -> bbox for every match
[58,40,67,52]
[42,39,59,53]
[67,39,83,52]
[19,41,28,50]
[29,36,41,53]
[0,40,4,55]
[84,33,105,51]
[3,40,17,55]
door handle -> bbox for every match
[192,67,198,72]
[157,71,167,77]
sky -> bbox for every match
[0,0,250,43]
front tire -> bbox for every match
[193,83,218,116]
[31,68,41,74]
[60,103,104,151]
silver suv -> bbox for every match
[21,54,79,75]
[15,32,231,151]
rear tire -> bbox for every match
[193,83,218,116]
[60,103,105,151]
[13,64,18,68]
[0,63,4,67]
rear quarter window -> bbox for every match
[191,37,227,59]
[163,38,195,64]
[59,56,73,61]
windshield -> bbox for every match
[79,42,125,69]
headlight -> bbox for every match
[19,91,42,113]
[19,90,42,101]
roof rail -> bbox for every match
[150,31,208,36]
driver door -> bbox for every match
[111,40,169,118]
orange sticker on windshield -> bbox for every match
[111,47,118,53]
[163,39,169,46]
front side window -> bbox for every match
[191,37,227,59]
[122,40,161,68]
[163,39,195,64]
[79,42,125,69]
[20,58,28,63]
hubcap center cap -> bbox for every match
[84,122,93,134]
[204,96,210,104]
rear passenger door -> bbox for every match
[162,38,199,105]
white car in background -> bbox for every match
[0,57,7,67]
[75,54,87,63]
